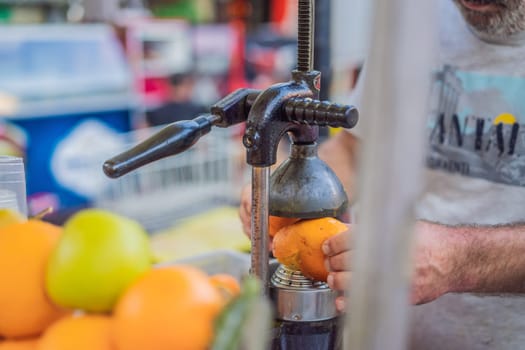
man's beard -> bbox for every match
[452,0,525,38]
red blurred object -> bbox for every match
[227,0,252,20]
[228,20,248,92]
[271,0,298,34]
[225,0,250,92]
[271,0,287,23]
[138,76,171,106]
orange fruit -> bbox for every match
[209,273,241,299]
[269,216,300,237]
[38,314,114,350]
[0,338,38,350]
[113,266,223,350]
[0,220,65,338]
[0,209,26,230]
[272,217,347,281]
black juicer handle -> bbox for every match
[103,114,218,179]
[284,97,358,128]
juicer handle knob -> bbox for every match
[103,114,217,179]
[284,97,359,129]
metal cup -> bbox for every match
[0,156,27,217]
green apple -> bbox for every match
[46,209,152,312]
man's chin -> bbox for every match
[453,0,507,35]
[452,0,525,39]
[456,0,502,13]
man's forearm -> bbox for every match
[447,223,525,294]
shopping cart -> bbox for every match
[94,124,247,233]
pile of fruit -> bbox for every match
[0,209,265,350]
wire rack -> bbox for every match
[94,125,247,233]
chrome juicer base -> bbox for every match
[270,264,339,322]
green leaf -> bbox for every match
[211,277,272,350]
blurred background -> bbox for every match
[0,0,371,260]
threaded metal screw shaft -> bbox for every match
[297,0,314,72]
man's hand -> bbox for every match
[324,219,525,311]
[239,184,251,236]
[322,228,353,312]
[323,221,462,311]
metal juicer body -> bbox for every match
[238,4,355,347]
[245,69,353,350]
[263,122,348,350]
[266,141,347,325]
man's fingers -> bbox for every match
[325,251,352,272]
[335,296,346,313]
[239,185,252,236]
[322,229,352,257]
[238,204,250,235]
[327,271,351,291]
[241,217,250,237]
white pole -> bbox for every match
[345,0,437,349]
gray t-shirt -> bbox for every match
[410,1,525,349]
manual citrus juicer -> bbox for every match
[103,1,358,348]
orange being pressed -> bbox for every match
[272,217,347,281]
[269,216,300,237]
[0,338,39,350]
[113,266,224,350]
[38,315,114,350]
[209,273,241,300]
[0,220,65,338]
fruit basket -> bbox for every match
[94,125,247,233]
